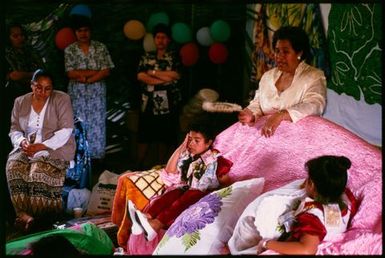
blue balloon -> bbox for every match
[70,4,92,18]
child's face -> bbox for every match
[187,131,212,156]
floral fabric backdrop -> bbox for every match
[246,3,329,86]
[327,3,382,105]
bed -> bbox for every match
[113,115,382,255]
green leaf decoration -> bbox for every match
[217,185,233,198]
[156,234,169,250]
[182,231,201,252]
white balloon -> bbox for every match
[196,27,213,46]
[143,33,156,52]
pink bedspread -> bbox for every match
[214,115,382,255]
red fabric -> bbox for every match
[216,156,233,177]
[291,213,327,241]
[144,189,207,228]
[144,188,185,218]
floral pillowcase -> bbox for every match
[153,177,265,255]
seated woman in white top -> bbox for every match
[6,69,75,232]
[238,26,327,137]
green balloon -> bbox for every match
[171,22,193,44]
[147,12,169,32]
[210,20,231,42]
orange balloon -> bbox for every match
[123,20,146,40]
[55,27,76,50]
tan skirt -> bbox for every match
[6,150,68,218]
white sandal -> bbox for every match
[127,200,143,235]
[135,209,157,241]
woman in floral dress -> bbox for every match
[64,15,114,159]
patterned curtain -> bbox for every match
[248,3,329,86]
[327,3,382,105]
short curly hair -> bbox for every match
[272,26,311,63]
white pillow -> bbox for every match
[153,177,265,255]
[228,179,306,255]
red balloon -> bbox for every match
[55,27,77,50]
[179,42,199,66]
[208,43,228,64]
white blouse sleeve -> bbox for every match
[42,128,73,150]
[9,131,26,149]
[247,89,263,117]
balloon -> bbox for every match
[180,42,199,66]
[143,33,156,52]
[210,20,231,42]
[55,27,76,50]
[208,43,228,64]
[171,22,193,44]
[196,26,213,46]
[147,12,169,32]
[123,20,146,40]
[69,4,92,18]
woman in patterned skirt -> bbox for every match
[6,69,75,231]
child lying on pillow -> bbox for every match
[128,116,233,241]
[228,155,358,255]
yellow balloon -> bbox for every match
[143,33,156,52]
[123,20,146,40]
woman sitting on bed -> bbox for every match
[228,155,358,255]
[238,26,327,137]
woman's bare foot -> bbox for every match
[15,212,34,232]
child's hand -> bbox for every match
[218,174,232,187]
[179,133,190,152]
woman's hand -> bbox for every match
[22,143,47,157]
[238,108,256,126]
[261,110,289,137]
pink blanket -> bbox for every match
[214,115,382,255]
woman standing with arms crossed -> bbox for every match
[64,15,114,160]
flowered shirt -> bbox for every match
[176,149,222,192]
[64,40,114,73]
[137,50,181,115]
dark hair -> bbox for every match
[187,114,218,143]
[6,21,27,46]
[272,26,311,63]
[30,235,81,257]
[31,68,53,83]
[306,155,351,203]
[70,15,92,31]
[152,23,171,38]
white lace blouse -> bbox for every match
[247,61,327,123]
